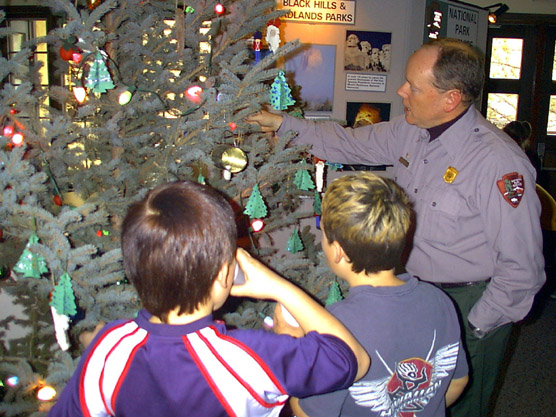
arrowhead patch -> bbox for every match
[497,172,524,208]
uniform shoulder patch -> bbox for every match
[497,172,525,208]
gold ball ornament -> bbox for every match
[211,145,248,174]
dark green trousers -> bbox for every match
[442,282,512,417]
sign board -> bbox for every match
[277,0,356,24]
[423,0,488,51]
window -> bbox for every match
[483,16,556,173]
[1,7,59,114]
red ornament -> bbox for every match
[53,195,63,206]
[72,52,83,64]
[229,122,237,131]
[215,3,225,14]
[59,45,75,61]
[3,125,14,137]
[59,36,78,61]
[0,229,3,239]
[96,230,103,237]
[9,108,18,115]
[185,86,203,103]
[250,219,265,232]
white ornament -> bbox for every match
[316,160,325,192]
[223,166,232,181]
[51,306,70,351]
[265,25,281,53]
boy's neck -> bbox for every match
[149,304,213,325]
[345,269,405,288]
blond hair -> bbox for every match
[322,172,412,273]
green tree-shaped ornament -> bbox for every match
[13,233,49,279]
[270,70,295,110]
[50,272,77,317]
[293,162,315,191]
[313,190,322,215]
[243,184,268,219]
[85,51,115,93]
[287,229,304,253]
[325,279,343,306]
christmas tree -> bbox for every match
[0,0,339,414]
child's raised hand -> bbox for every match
[230,248,283,300]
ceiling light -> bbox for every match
[486,3,509,24]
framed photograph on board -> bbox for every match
[285,44,336,115]
[341,102,393,171]
[346,102,391,127]
[344,30,392,72]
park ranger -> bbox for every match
[248,38,545,417]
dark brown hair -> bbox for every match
[503,120,532,148]
[121,180,237,322]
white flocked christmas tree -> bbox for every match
[0,0,340,414]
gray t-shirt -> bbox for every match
[299,275,467,417]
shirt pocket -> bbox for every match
[418,187,462,246]
[394,164,415,191]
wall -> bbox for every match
[279,0,424,122]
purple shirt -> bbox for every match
[48,310,358,417]
[280,106,545,332]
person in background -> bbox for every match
[47,180,369,417]
[503,120,542,175]
[286,172,468,417]
[248,38,545,417]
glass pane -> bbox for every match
[35,20,48,52]
[489,38,523,80]
[37,54,49,85]
[548,96,556,135]
[9,32,26,54]
[553,40,556,81]
[40,102,50,118]
[9,21,28,52]
[486,93,518,128]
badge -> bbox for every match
[443,166,458,184]
[399,157,409,167]
[497,172,524,208]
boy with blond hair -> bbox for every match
[291,172,468,417]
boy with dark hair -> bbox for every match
[290,172,468,417]
[48,180,369,417]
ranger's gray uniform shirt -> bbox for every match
[279,106,545,333]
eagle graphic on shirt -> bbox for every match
[349,331,459,417]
